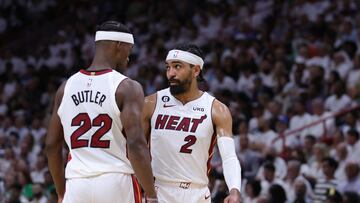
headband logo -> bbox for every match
[173,51,179,58]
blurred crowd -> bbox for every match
[1,0,360,202]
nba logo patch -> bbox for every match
[173,51,179,58]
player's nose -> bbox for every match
[167,67,177,77]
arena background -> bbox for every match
[1,0,360,202]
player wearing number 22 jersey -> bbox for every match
[45,21,157,203]
[143,44,242,203]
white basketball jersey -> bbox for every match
[58,69,133,179]
[150,88,216,185]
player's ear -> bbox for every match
[193,65,201,77]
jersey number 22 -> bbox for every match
[70,113,112,149]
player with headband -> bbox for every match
[46,21,157,203]
[143,44,242,203]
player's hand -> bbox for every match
[57,196,63,203]
[223,188,241,203]
[145,197,158,203]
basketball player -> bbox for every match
[45,21,157,203]
[142,44,242,203]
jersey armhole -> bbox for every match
[149,93,158,121]
[111,76,128,116]
[57,80,70,117]
[210,97,216,136]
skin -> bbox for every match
[45,39,157,202]
[142,58,241,203]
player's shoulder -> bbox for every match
[116,78,143,94]
[145,93,157,104]
[211,99,232,123]
[212,99,229,112]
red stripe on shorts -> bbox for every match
[131,175,142,203]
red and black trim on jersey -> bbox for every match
[80,69,113,76]
[207,132,217,175]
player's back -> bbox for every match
[58,69,133,178]
[150,88,216,186]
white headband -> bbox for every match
[95,31,134,44]
[166,49,204,69]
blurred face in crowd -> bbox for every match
[331,82,343,96]
[260,59,271,74]
[264,168,275,182]
[312,99,324,115]
[287,161,300,180]
[239,135,249,149]
[345,163,359,180]
[336,143,347,160]
[166,60,199,95]
[313,144,326,161]
[322,161,335,178]
[304,136,316,152]
[346,133,358,145]
[294,101,305,115]
[238,121,248,135]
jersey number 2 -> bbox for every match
[70,113,112,149]
[180,135,197,154]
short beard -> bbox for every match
[169,78,192,95]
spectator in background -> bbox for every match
[243,179,261,203]
[293,179,313,203]
[334,142,349,181]
[309,99,335,139]
[283,160,313,202]
[313,157,339,203]
[235,134,262,180]
[289,100,313,144]
[306,143,328,179]
[303,134,317,164]
[338,162,360,195]
[268,184,287,203]
[346,129,360,163]
[325,80,352,112]
[258,162,285,196]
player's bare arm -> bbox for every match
[116,79,157,199]
[212,99,242,203]
[45,81,66,201]
[142,93,157,143]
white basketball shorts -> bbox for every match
[155,180,211,203]
[63,173,142,203]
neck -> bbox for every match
[88,51,116,71]
[172,82,202,104]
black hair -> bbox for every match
[263,161,276,172]
[305,134,316,143]
[322,157,339,170]
[96,21,131,34]
[174,44,205,82]
[348,129,359,139]
[269,184,287,203]
[246,179,262,197]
